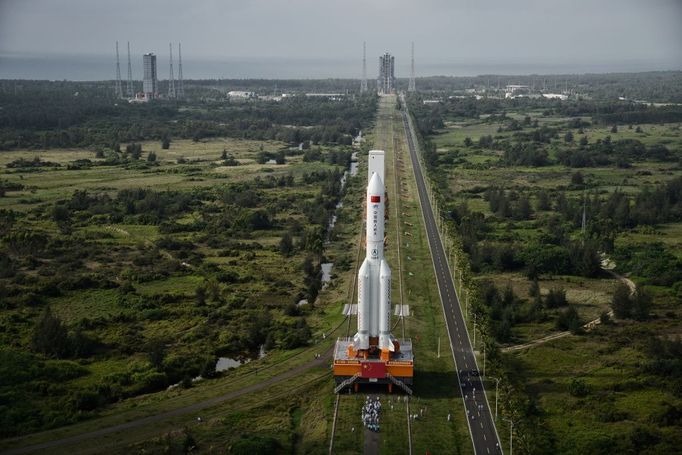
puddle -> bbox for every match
[216,345,266,372]
[321,262,333,283]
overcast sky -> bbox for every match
[0,0,681,77]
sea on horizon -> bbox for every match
[0,53,678,81]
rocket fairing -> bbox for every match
[352,171,395,353]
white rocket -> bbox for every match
[353,160,394,353]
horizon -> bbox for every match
[1,52,680,82]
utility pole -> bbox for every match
[464,290,469,319]
[473,314,477,347]
[491,377,500,420]
[483,342,486,377]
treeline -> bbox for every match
[0,86,377,150]
[407,71,682,102]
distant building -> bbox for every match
[143,53,158,100]
[505,84,530,98]
[542,93,568,100]
[305,93,346,100]
[227,91,255,99]
[378,52,395,94]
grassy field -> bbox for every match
[0,117,371,452]
[1,95,476,454]
[414,98,682,453]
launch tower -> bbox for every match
[378,53,396,94]
[333,150,413,394]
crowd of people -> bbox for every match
[361,396,381,432]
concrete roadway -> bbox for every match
[400,101,502,455]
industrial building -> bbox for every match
[143,53,158,100]
[377,53,396,95]
[333,150,413,394]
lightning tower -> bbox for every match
[168,43,176,99]
[126,42,134,99]
[115,41,123,99]
[408,42,416,93]
[360,41,368,93]
[177,43,184,99]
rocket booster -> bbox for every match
[353,172,394,352]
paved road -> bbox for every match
[400,98,502,455]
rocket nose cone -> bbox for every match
[368,172,384,195]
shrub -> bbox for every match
[568,378,589,397]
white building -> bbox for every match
[227,91,255,99]
[504,84,530,98]
[542,93,568,100]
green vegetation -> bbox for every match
[407,72,682,453]
[0,83,377,441]
[0,80,376,150]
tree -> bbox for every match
[571,171,584,186]
[31,306,70,358]
[632,288,652,321]
[545,287,568,308]
[161,135,170,149]
[564,131,574,143]
[612,282,632,319]
[279,232,294,257]
[147,151,157,162]
[195,286,207,306]
[126,143,142,160]
[528,279,540,297]
[146,339,166,371]
[599,311,611,325]
[556,305,581,333]
[536,190,551,211]
[611,125,618,133]
[464,137,473,147]
[569,378,589,397]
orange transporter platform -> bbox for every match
[333,337,414,394]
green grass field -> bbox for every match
[417,101,682,453]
